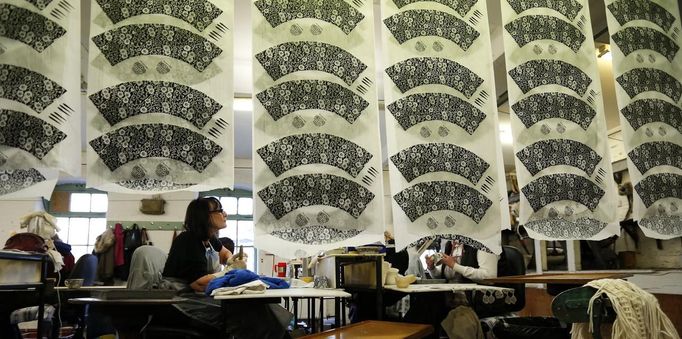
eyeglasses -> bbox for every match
[209,208,225,215]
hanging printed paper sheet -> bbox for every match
[381,0,508,254]
[0,0,81,177]
[604,0,682,238]
[86,0,234,193]
[252,0,385,258]
[500,0,619,240]
[0,168,59,200]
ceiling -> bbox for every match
[77,0,636,178]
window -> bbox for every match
[203,190,256,272]
[48,187,108,260]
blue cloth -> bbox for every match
[205,269,290,295]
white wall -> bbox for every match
[0,198,45,245]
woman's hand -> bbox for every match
[440,254,456,269]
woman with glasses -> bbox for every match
[158,197,292,338]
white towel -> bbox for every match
[210,280,268,296]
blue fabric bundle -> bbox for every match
[205,269,290,295]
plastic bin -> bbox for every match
[493,317,570,339]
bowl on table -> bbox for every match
[64,278,84,289]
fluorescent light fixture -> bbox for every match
[499,122,513,145]
[233,98,253,111]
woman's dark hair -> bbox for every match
[184,197,222,240]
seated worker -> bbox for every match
[158,197,292,339]
[219,236,235,255]
[404,238,498,338]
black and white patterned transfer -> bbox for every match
[95,0,222,31]
[0,3,65,52]
[254,0,364,35]
[92,24,223,72]
[608,0,676,32]
[384,9,479,50]
[385,57,483,97]
[506,0,582,20]
[387,93,486,134]
[505,15,585,52]
[611,26,679,62]
[634,173,682,208]
[258,173,375,219]
[511,92,595,130]
[89,123,223,173]
[390,143,489,184]
[257,133,372,177]
[393,181,492,223]
[523,217,607,238]
[521,173,604,212]
[508,59,591,96]
[270,225,362,244]
[627,141,682,175]
[0,109,66,160]
[516,139,601,176]
[0,169,46,196]
[89,81,222,128]
[255,41,366,85]
[616,68,682,102]
[621,99,681,133]
[392,0,476,17]
[0,64,66,113]
[256,80,368,123]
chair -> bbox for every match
[52,254,98,338]
[551,286,616,339]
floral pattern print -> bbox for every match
[23,0,55,10]
[257,133,372,177]
[116,179,195,191]
[392,0,477,18]
[639,216,682,236]
[254,0,364,35]
[385,57,483,97]
[384,10,479,50]
[258,174,374,219]
[621,99,681,133]
[523,217,607,238]
[508,59,591,95]
[255,41,366,85]
[89,123,223,173]
[635,173,682,207]
[0,109,66,160]
[505,15,585,52]
[608,0,676,32]
[390,143,489,184]
[616,68,682,102]
[95,0,222,31]
[406,234,494,253]
[92,24,222,72]
[393,181,492,223]
[516,139,601,176]
[387,92,486,134]
[506,0,582,20]
[256,80,368,123]
[611,26,679,62]
[0,169,46,196]
[627,141,682,175]
[0,3,65,52]
[521,173,604,212]
[511,92,595,130]
[270,225,362,244]
[89,81,222,128]
[0,64,66,113]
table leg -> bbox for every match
[334,297,340,328]
[342,299,347,326]
[319,297,324,332]
[308,298,314,332]
[292,297,299,328]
